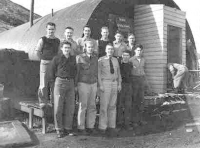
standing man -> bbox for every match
[129,44,147,127]
[113,31,127,58]
[97,26,112,58]
[63,26,78,56]
[76,41,98,135]
[168,63,189,93]
[48,41,77,138]
[76,25,98,55]
[127,33,136,57]
[36,22,60,107]
[117,50,133,130]
[98,43,122,135]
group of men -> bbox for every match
[35,22,147,138]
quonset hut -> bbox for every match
[0,0,198,94]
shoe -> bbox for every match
[86,128,98,135]
[56,130,64,138]
[124,126,133,131]
[98,129,106,135]
[107,128,119,137]
[64,129,77,136]
[78,129,88,135]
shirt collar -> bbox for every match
[100,37,109,41]
[82,36,91,41]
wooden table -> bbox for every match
[19,101,52,134]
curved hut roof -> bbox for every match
[0,0,196,60]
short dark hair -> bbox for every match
[123,50,131,56]
[46,22,56,28]
[101,26,109,31]
[115,30,123,36]
[128,33,135,38]
[60,41,71,48]
[134,44,143,50]
[83,25,91,30]
[65,26,74,31]
[106,43,113,48]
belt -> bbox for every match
[58,77,73,81]
[102,79,117,82]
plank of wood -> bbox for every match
[134,26,163,35]
[134,17,163,26]
[134,13,164,23]
[164,19,185,28]
[134,22,163,30]
[164,6,186,16]
[143,52,167,56]
[164,10,186,19]
[134,10,164,20]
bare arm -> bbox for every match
[98,58,103,91]
[35,38,43,59]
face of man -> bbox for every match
[128,35,135,45]
[122,52,130,62]
[61,44,71,57]
[106,45,114,57]
[46,25,56,37]
[64,28,73,40]
[134,47,143,57]
[83,27,91,37]
[115,33,123,42]
[85,42,94,54]
[101,28,109,39]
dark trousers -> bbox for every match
[54,77,75,131]
[117,83,132,127]
[131,76,145,123]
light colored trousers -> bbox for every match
[174,68,189,89]
[38,60,51,104]
[77,82,97,129]
[99,80,118,130]
[54,77,75,131]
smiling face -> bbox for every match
[64,28,73,40]
[101,28,109,39]
[122,52,131,62]
[128,34,135,45]
[61,43,71,57]
[83,27,91,38]
[134,47,143,57]
[115,33,123,42]
[106,44,114,57]
[85,41,94,54]
[46,25,56,37]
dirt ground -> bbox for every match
[14,99,200,148]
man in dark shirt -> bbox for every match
[48,41,77,138]
[36,22,60,107]
[97,26,112,58]
[117,50,133,130]
[76,41,98,135]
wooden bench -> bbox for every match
[19,101,52,134]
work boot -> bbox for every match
[56,130,64,138]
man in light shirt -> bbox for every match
[63,26,78,56]
[98,43,122,136]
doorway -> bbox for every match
[167,25,182,90]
